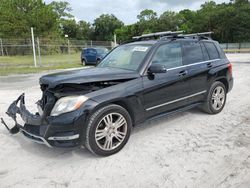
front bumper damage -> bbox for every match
[1,94,83,148]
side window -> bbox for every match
[214,42,226,59]
[152,42,182,69]
[201,42,210,61]
[182,41,203,65]
[204,42,220,60]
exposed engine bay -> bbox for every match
[46,79,131,97]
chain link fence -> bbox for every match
[0,38,113,56]
[0,38,115,75]
[0,38,249,76]
[220,42,250,53]
[1,38,249,57]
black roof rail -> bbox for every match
[180,32,213,40]
[121,31,214,44]
[181,31,213,37]
[132,31,184,40]
[159,31,214,41]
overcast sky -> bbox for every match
[44,0,230,24]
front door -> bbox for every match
[142,42,192,118]
[85,49,97,62]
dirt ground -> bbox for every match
[0,54,250,188]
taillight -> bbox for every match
[228,63,233,75]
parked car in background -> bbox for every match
[81,47,109,66]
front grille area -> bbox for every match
[24,124,47,136]
[39,88,56,116]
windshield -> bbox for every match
[97,44,151,71]
[96,48,108,54]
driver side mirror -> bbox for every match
[148,63,167,74]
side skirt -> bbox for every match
[139,102,203,125]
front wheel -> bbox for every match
[202,81,227,114]
[96,59,101,65]
[81,59,86,66]
[84,104,132,156]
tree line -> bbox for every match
[0,0,249,43]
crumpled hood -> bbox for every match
[39,67,140,88]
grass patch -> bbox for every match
[0,53,83,76]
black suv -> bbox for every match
[2,31,233,156]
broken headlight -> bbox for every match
[50,96,88,116]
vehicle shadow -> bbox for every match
[12,134,94,159]
[132,107,205,134]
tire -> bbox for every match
[96,59,101,64]
[81,59,86,66]
[83,104,132,156]
[202,81,227,114]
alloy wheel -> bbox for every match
[211,86,225,110]
[95,112,127,151]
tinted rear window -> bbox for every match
[204,42,220,60]
[215,42,226,59]
[182,41,203,65]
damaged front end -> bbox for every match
[0,81,128,148]
[1,67,139,148]
[1,93,52,147]
[1,89,92,148]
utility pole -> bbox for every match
[37,37,41,65]
[68,39,70,54]
[0,38,4,56]
[65,34,70,55]
[31,27,37,67]
[114,34,117,47]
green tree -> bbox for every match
[115,24,139,42]
[157,11,181,32]
[137,9,157,21]
[195,0,250,42]
[60,19,78,38]
[76,21,93,40]
[178,9,196,33]
[50,1,73,19]
[136,9,158,34]
[231,0,250,42]
[0,0,59,38]
[93,14,124,41]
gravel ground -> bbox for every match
[0,54,250,188]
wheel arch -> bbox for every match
[112,100,136,126]
[89,99,136,126]
[208,64,230,93]
[214,77,229,93]
[82,57,87,63]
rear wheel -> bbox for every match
[84,104,132,156]
[202,81,227,114]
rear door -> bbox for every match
[181,40,220,103]
[142,42,192,118]
[182,40,208,95]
